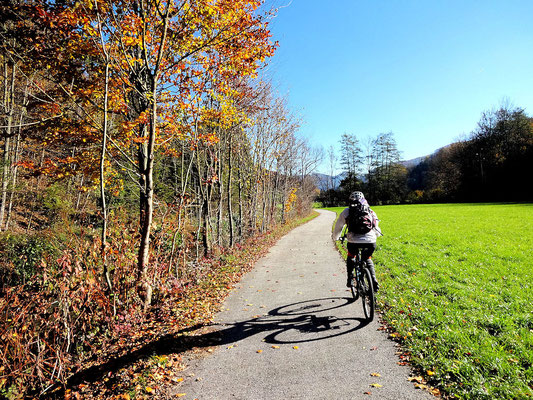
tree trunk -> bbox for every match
[227,135,234,247]
[237,162,243,241]
[0,61,15,231]
[100,61,112,292]
[137,75,157,310]
[0,137,10,231]
[138,126,155,310]
[216,140,223,246]
[201,190,210,257]
[5,133,20,230]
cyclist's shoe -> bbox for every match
[372,280,380,292]
[346,276,354,288]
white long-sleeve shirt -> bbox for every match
[332,207,381,244]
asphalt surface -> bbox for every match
[170,209,434,400]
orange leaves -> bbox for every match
[14,160,35,170]
[123,35,142,47]
[199,132,220,145]
[133,136,149,144]
[120,112,150,142]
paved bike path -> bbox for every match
[171,209,434,399]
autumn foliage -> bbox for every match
[0,0,322,397]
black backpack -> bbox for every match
[347,200,374,234]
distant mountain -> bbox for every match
[314,148,441,189]
[313,172,345,190]
[401,145,453,168]
[401,155,428,168]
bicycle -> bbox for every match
[341,236,376,321]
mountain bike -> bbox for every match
[341,237,375,321]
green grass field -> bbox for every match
[326,203,533,399]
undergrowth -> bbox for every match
[0,211,318,399]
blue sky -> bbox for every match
[265,0,533,173]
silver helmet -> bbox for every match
[349,191,365,201]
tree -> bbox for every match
[326,145,337,189]
[3,0,278,308]
[468,104,532,200]
[337,132,363,199]
[339,132,362,177]
[367,132,404,203]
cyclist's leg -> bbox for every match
[361,244,379,291]
[345,243,357,287]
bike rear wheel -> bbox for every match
[360,267,375,321]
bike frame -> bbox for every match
[340,234,375,321]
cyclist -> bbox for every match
[332,191,382,291]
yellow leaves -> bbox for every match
[271,345,280,349]
[145,386,154,394]
[414,383,429,390]
[123,36,142,47]
[370,372,381,377]
[369,383,383,388]
[292,346,299,350]
[408,375,438,394]
[284,188,298,213]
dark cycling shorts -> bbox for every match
[347,242,376,261]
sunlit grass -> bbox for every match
[326,203,533,399]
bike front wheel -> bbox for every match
[360,267,375,321]
[350,274,358,300]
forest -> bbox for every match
[0,0,323,397]
[317,104,533,206]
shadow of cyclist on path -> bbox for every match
[64,296,367,391]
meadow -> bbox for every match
[327,203,532,399]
